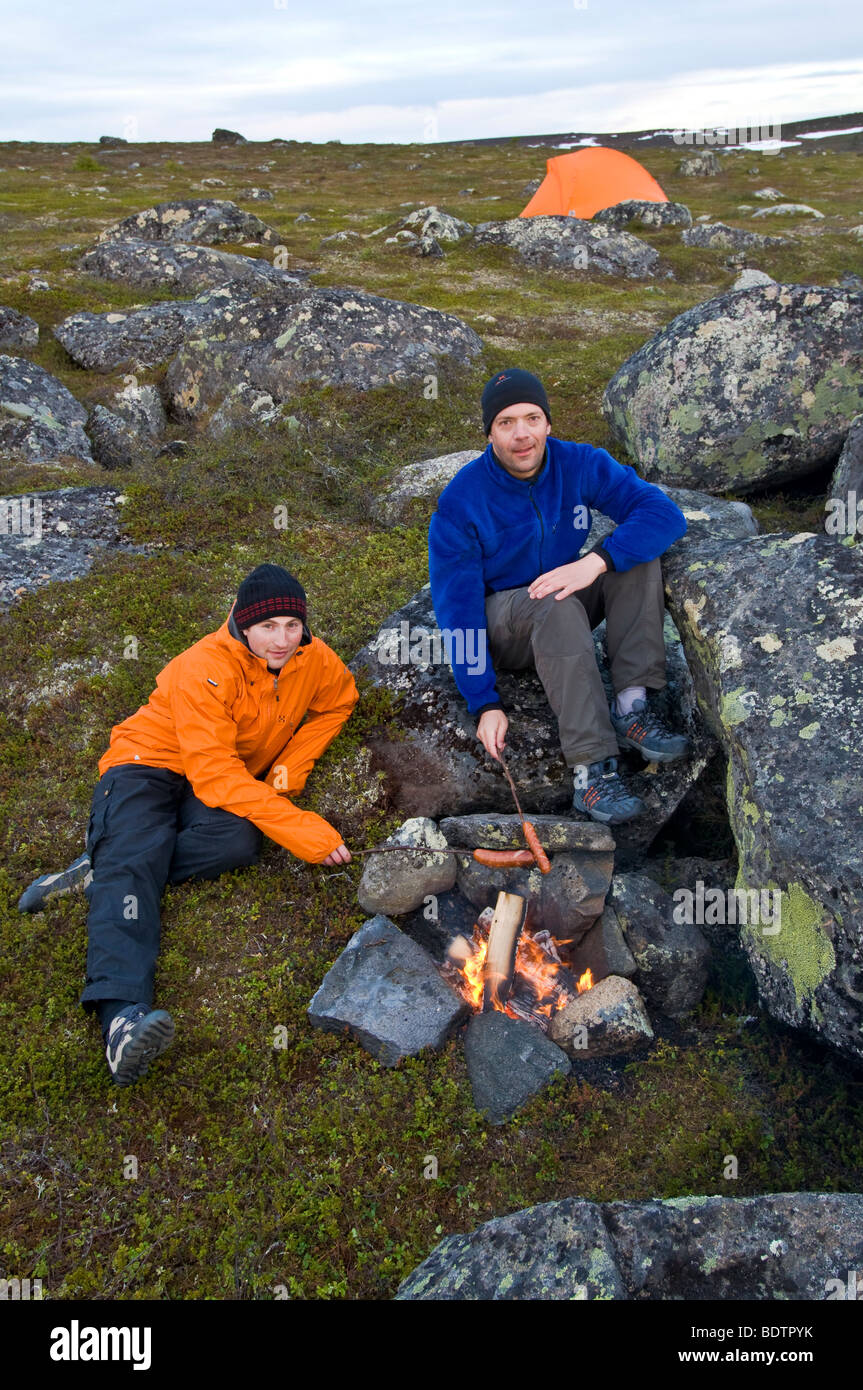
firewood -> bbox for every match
[482,891,527,1012]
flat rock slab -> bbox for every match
[53,279,306,373]
[440,814,614,853]
[97,198,280,246]
[603,283,863,494]
[307,915,469,1066]
[681,222,786,251]
[0,486,148,609]
[396,1192,863,1299]
[473,215,663,278]
[549,974,654,1058]
[0,355,92,464]
[464,1011,570,1124]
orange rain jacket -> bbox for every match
[98,606,359,862]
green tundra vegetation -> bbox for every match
[1,135,861,1299]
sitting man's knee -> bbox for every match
[227,822,263,868]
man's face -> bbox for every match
[488,401,551,479]
[243,615,305,668]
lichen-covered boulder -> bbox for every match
[0,306,39,350]
[110,383,168,441]
[603,284,863,494]
[400,206,473,241]
[372,448,477,527]
[396,1192,863,1300]
[826,414,863,542]
[53,283,266,373]
[678,150,721,176]
[593,200,691,230]
[0,486,144,609]
[86,405,148,469]
[0,355,92,464]
[97,198,278,246]
[663,530,863,1063]
[164,286,482,418]
[681,222,786,251]
[78,238,305,294]
[473,216,663,278]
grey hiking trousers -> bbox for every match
[484,556,668,767]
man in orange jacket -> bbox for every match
[18,564,358,1086]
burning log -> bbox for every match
[482,891,528,1012]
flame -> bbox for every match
[446,926,595,1020]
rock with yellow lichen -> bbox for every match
[665,528,863,1062]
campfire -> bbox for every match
[442,890,595,1032]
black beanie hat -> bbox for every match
[481,367,551,435]
[233,564,309,639]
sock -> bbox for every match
[614,685,646,717]
[98,999,134,1039]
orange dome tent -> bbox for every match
[521,146,668,220]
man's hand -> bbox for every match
[477,709,509,761]
[321,843,352,866]
[528,553,607,601]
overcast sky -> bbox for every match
[2,0,861,144]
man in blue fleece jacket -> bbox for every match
[428,368,690,824]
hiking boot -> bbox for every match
[105,1005,175,1087]
[572,757,644,824]
[17,853,92,913]
[610,697,690,763]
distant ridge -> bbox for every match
[442,110,863,153]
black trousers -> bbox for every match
[80,763,263,1013]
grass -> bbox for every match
[1,133,862,1300]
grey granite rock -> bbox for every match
[549,974,654,1057]
[307,915,469,1065]
[357,817,457,916]
[610,872,711,1017]
[464,1011,570,1123]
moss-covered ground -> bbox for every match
[1,136,861,1299]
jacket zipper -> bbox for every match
[529,483,544,569]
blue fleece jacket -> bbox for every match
[427,436,687,715]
